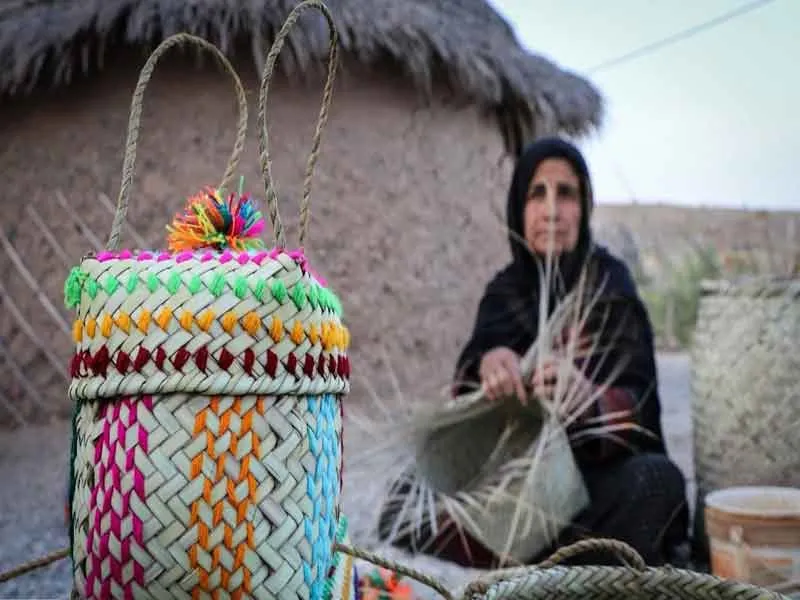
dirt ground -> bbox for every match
[0,353,693,599]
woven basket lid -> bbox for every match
[65,246,350,401]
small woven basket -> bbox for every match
[463,565,793,599]
[413,399,588,563]
[457,540,793,600]
[342,538,793,600]
[378,291,594,566]
[65,2,354,598]
[690,277,800,559]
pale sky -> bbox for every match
[487,0,799,210]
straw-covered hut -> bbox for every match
[0,0,603,423]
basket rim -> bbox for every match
[700,276,800,297]
[474,564,794,599]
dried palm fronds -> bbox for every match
[347,226,657,566]
[0,0,604,154]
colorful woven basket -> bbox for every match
[64,2,356,598]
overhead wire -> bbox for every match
[581,0,779,205]
[585,0,778,75]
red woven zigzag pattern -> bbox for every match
[69,345,351,381]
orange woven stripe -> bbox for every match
[180,310,194,331]
[75,310,349,349]
[155,307,172,331]
[189,396,265,597]
[197,309,215,332]
[190,455,203,478]
[137,310,150,333]
[234,545,246,570]
[237,503,248,525]
[238,455,250,482]
[221,312,237,334]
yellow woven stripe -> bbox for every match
[189,397,265,599]
[86,317,96,339]
[72,311,350,349]
[340,554,354,599]
[72,320,83,343]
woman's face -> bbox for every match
[523,158,582,257]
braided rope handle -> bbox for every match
[334,537,647,600]
[257,0,340,248]
[536,538,646,570]
[461,538,646,598]
[107,33,249,250]
[333,542,455,600]
[3,538,795,599]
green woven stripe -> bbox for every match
[64,266,343,316]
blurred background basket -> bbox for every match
[690,277,800,564]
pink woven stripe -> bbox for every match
[92,248,327,284]
[84,396,152,599]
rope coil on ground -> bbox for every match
[2,537,793,598]
[2,539,633,592]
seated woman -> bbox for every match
[377,137,690,568]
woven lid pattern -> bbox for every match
[66,248,350,401]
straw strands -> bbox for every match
[346,228,660,567]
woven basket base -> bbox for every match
[70,392,343,599]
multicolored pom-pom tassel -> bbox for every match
[167,179,266,252]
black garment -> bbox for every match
[502,136,595,298]
[377,137,689,567]
[453,137,666,459]
[531,453,690,567]
[377,453,690,568]
[453,246,667,462]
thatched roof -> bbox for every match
[0,0,604,154]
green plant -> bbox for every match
[639,245,722,349]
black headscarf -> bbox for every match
[453,136,666,457]
[505,137,594,301]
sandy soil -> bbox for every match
[0,353,693,599]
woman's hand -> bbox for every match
[530,358,596,417]
[478,347,527,403]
